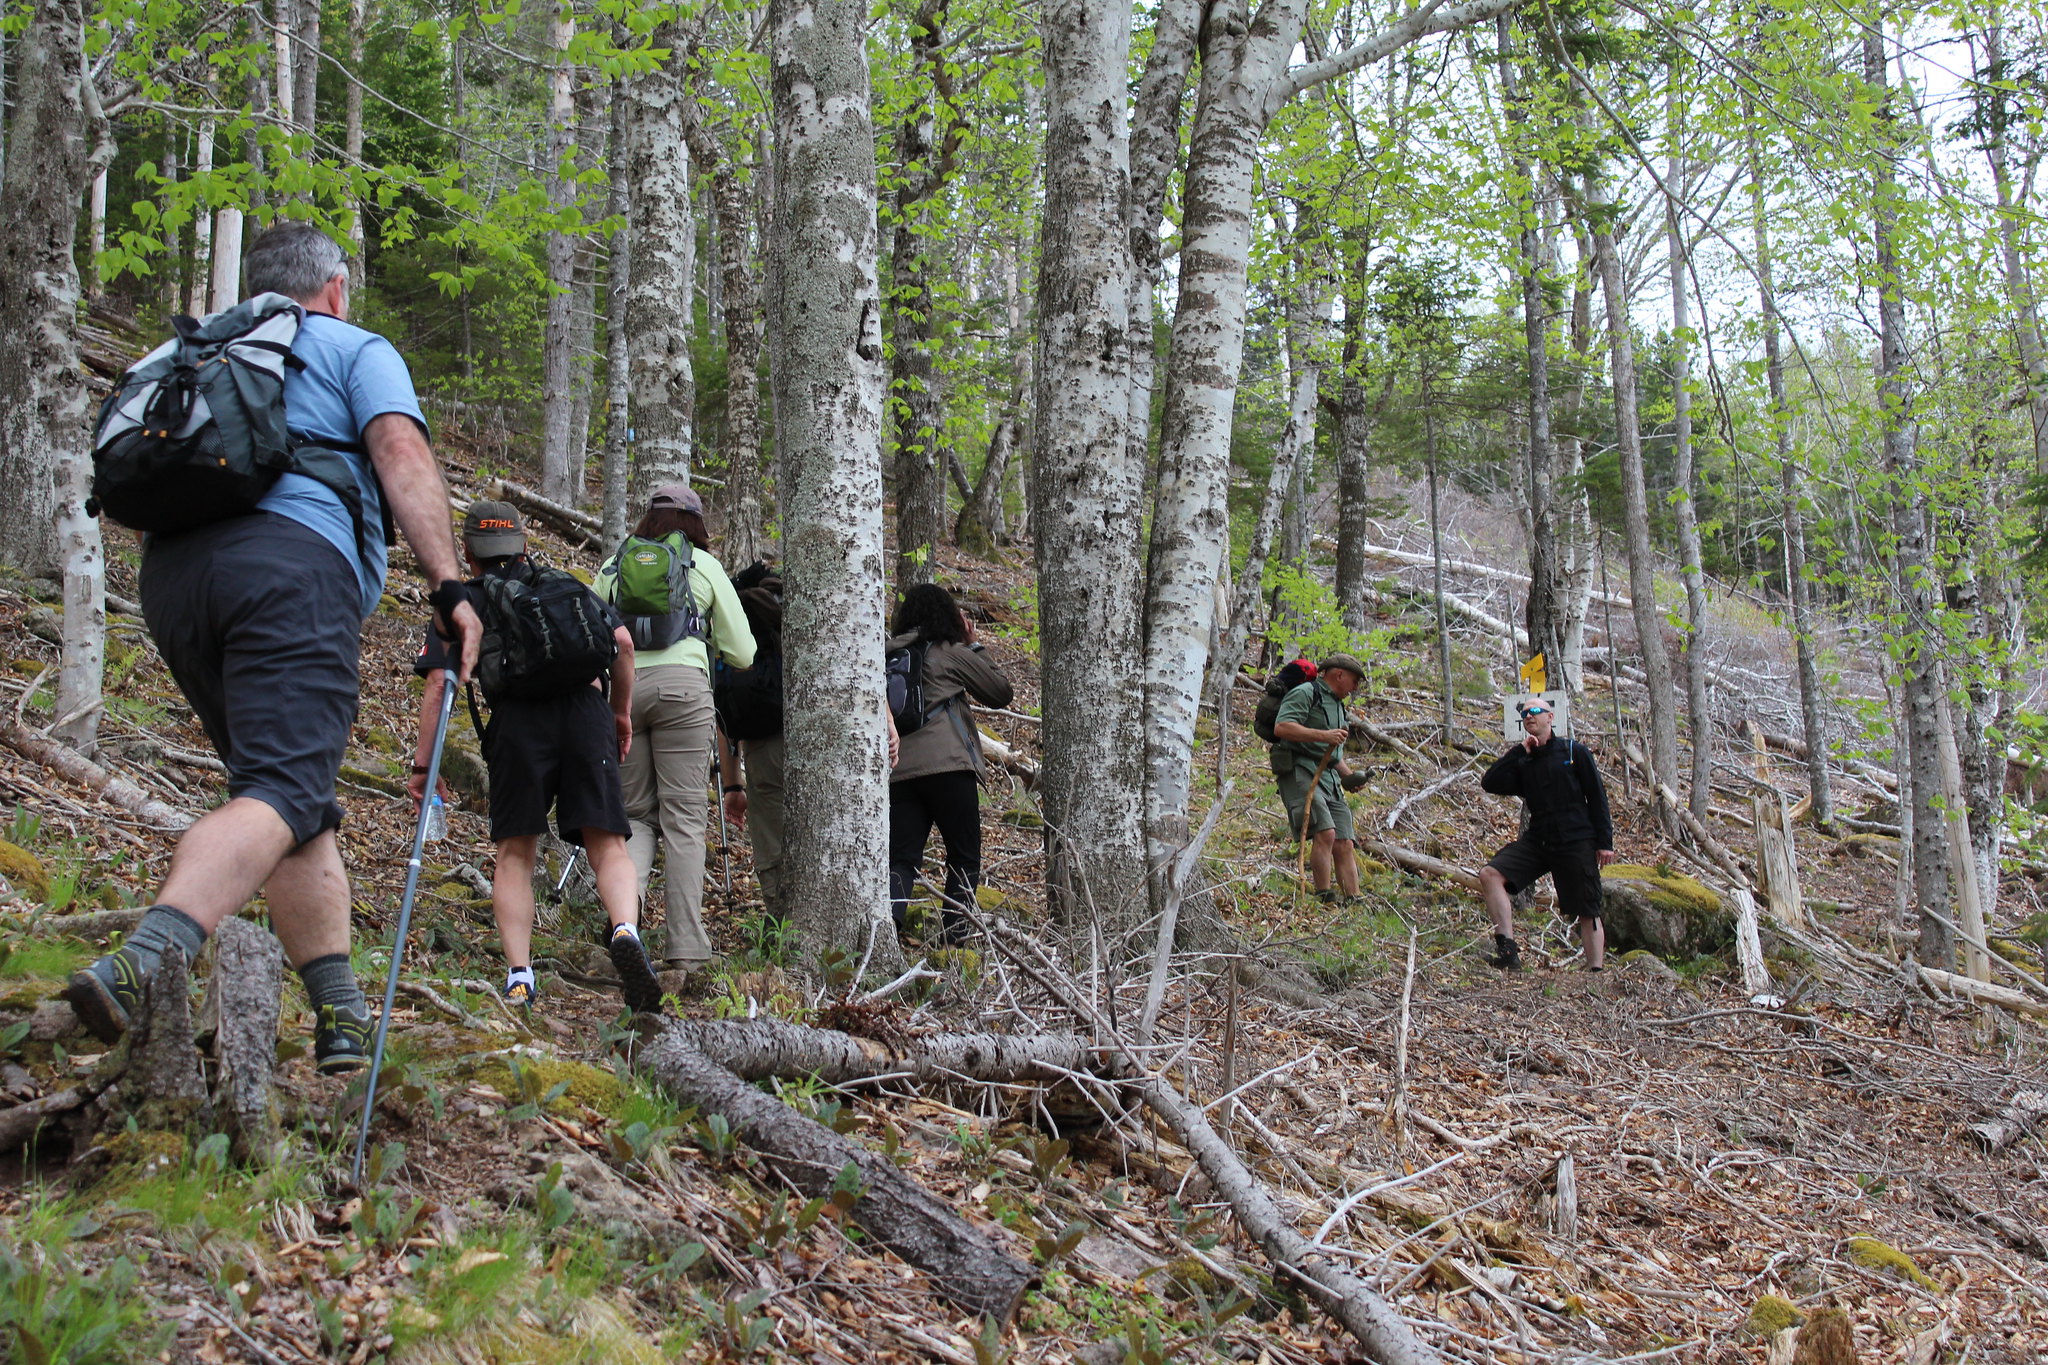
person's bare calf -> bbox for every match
[1580,915,1606,971]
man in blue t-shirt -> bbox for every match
[66,223,484,1074]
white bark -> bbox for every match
[86,167,105,302]
[210,207,244,312]
[541,8,579,504]
[1033,0,1147,937]
[1587,169,1679,804]
[189,117,214,316]
[602,81,632,546]
[0,0,100,579]
[53,423,104,752]
[1666,82,1713,822]
[344,0,369,288]
[625,26,695,504]
[768,0,902,973]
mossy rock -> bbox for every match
[339,764,407,798]
[1600,866,1731,959]
[1142,1256,1219,1301]
[0,840,49,900]
[1355,856,1392,876]
[1835,832,1900,858]
[439,739,488,807]
[1847,1235,1935,1289]
[927,947,982,986]
[1616,949,1680,980]
[467,1052,625,1118]
[1747,1293,1804,1335]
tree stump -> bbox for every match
[93,947,210,1136]
[202,919,285,1160]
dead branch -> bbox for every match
[985,922,1443,1365]
[1914,966,2048,1021]
[976,728,1039,788]
[2,722,193,830]
[1361,837,1483,894]
[0,1089,87,1152]
[487,478,602,549]
[666,1017,1111,1087]
[633,1024,1036,1321]
[1968,1090,2048,1153]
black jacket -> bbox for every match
[1481,737,1613,850]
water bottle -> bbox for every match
[422,793,448,843]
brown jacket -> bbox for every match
[889,636,1013,783]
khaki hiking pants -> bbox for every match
[622,663,716,963]
[741,733,787,923]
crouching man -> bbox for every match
[408,502,663,1014]
[1477,698,1616,971]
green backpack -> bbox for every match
[609,533,710,650]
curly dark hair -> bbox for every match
[630,506,711,550]
[891,582,967,644]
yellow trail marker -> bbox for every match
[1519,653,1547,696]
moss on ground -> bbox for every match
[1847,1235,1935,1289]
[1603,865,1719,915]
[467,1053,626,1118]
[1747,1293,1804,1334]
[0,839,49,899]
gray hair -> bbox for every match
[245,223,348,302]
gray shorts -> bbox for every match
[141,513,364,846]
[1278,770,1355,842]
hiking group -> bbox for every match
[1257,660,1617,971]
[64,221,1013,1065]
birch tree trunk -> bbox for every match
[86,168,105,302]
[1122,0,1202,539]
[1744,108,1832,825]
[679,91,765,567]
[1587,169,1680,806]
[1034,0,1146,938]
[1504,19,1568,691]
[1220,248,1326,686]
[541,9,579,503]
[189,116,214,315]
[344,0,370,288]
[602,79,632,546]
[0,0,99,580]
[767,0,902,973]
[625,30,696,505]
[291,0,319,134]
[1666,83,1713,822]
[959,239,1028,552]
[1865,26,1951,967]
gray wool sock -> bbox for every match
[296,953,366,1012]
[124,905,209,970]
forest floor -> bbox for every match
[0,447,2043,1365]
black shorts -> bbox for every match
[1488,838,1604,920]
[482,687,630,845]
[141,514,363,847]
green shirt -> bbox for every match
[593,542,756,674]
[1273,679,1346,783]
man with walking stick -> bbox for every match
[66,223,482,1073]
[1271,654,1371,905]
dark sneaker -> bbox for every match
[314,1003,375,1075]
[65,946,148,1043]
[1489,934,1523,971]
[609,929,665,1015]
[1315,888,1337,905]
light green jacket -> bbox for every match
[593,541,756,674]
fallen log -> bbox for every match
[634,1025,1035,1321]
[1,723,193,830]
[669,1017,1107,1088]
[1350,717,1420,761]
[1915,966,2048,1021]
[1969,1090,2048,1153]
[976,728,1039,788]
[487,479,603,549]
[0,1089,87,1153]
[985,923,1441,1365]
[1361,837,1482,893]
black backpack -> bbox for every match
[886,639,933,734]
[713,584,785,742]
[89,294,388,555]
[1252,658,1319,743]
[473,562,620,703]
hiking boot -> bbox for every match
[1315,888,1337,905]
[610,928,665,1015]
[314,1002,375,1075]
[65,946,149,1044]
[1488,934,1523,971]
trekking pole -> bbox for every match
[552,848,582,901]
[708,753,731,894]
[352,668,456,1185]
